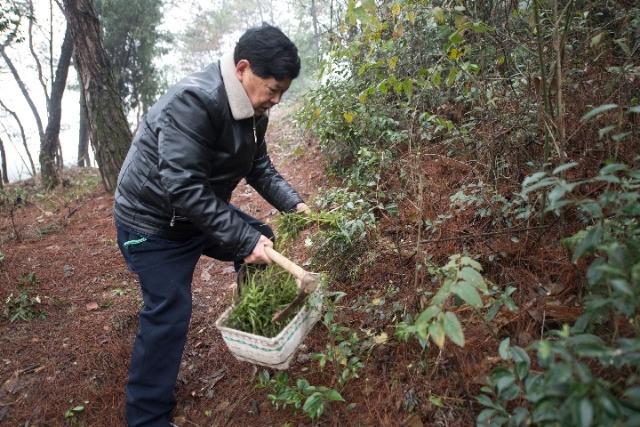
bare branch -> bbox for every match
[26,0,51,106]
[0,119,33,178]
[0,98,37,176]
[50,0,55,85]
[0,45,45,141]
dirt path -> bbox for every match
[0,106,328,426]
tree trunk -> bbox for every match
[77,82,90,167]
[62,0,131,192]
[310,0,320,66]
[40,24,74,189]
[0,135,8,187]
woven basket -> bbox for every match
[215,289,323,370]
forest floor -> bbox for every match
[0,105,576,427]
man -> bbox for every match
[113,24,308,426]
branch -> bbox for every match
[0,45,45,141]
[0,98,37,176]
[27,0,51,107]
[533,0,552,119]
[420,225,552,245]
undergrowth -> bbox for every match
[280,0,640,424]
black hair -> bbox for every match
[234,24,301,81]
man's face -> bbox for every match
[236,59,291,116]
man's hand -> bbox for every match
[295,202,310,214]
[244,235,274,264]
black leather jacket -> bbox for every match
[113,61,303,259]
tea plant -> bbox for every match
[478,161,640,425]
[477,331,640,426]
[520,161,640,333]
[4,291,46,322]
[257,370,345,421]
[274,210,343,244]
[225,265,298,337]
[3,272,46,322]
[312,291,365,387]
[63,400,88,426]
[396,255,488,349]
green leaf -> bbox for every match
[431,70,442,87]
[511,346,531,380]
[624,386,640,404]
[537,340,552,361]
[611,278,633,295]
[598,125,617,139]
[593,174,620,184]
[432,7,445,24]
[460,256,482,271]
[402,79,414,98]
[572,225,603,263]
[477,408,497,424]
[324,389,345,402]
[476,394,496,408]
[429,320,446,348]
[416,305,441,325]
[522,171,547,189]
[590,32,604,47]
[458,266,487,291]
[495,372,516,398]
[499,338,511,360]
[521,177,557,197]
[547,181,577,205]
[614,38,631,56]
[443,312,465,347]
[577,200,603,219]
[581,104,618,121]
[612,132,632,142]
[446,66,459,87]
[509,408,529,426]
[303,393,324,419]
[607,162,633,176]
[448,31,464,46]
[452,282,483,307]
[552,162,579,175]
[579,398,593,427]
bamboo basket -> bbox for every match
[215,288,323,370]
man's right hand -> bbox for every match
[244,235,274,264]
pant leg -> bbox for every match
[202,204,274,271]
[117,224,204,427]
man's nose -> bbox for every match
[270,92,282,105]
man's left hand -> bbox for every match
[295,203,310,214]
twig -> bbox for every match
[420,224,552,244]
[9,205,21,242]
[64,204,84,221]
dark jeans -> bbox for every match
[116,205,273,427]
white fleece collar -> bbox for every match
[220,51,255,120]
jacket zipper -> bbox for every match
[253,117,257,144]
[170,208,176,227]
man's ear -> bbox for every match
[235,59,251,82]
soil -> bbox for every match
[0,105,579,426]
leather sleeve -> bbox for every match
[157,88,260,259]
[246,116,304,212]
